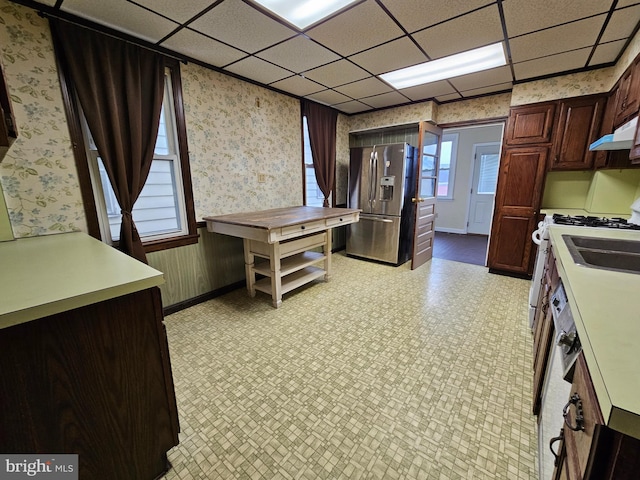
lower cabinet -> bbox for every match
[0,287,179,480]
[487,146,548,276]
[550,353,640,479]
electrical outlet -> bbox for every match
[258,173,266,183]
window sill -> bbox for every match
[143,233,200,253]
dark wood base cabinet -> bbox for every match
[0,287,179,480]
[552,354,640,480]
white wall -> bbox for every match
[436,124,504,233]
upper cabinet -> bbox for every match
[614,58,640,128]
[505,103,556,145]
[549,95,605,171]
[0,63,17,163]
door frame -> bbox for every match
[464,141,502,235]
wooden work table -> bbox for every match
[203,206,360,307]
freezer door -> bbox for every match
[346,214,401,264]
[348,146,374,213]
[370,144,408,216]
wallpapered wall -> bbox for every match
[0,2,86,238]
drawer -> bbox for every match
[280,220,325,237]
[325,215,350,227]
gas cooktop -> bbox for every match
[552,213,640,230]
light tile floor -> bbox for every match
[161,253,537,479]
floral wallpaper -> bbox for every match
[181,63,302,219]
[348,102,435,132]
[0,0,86,238]
[335,114,350,205]
[436,93,511,123]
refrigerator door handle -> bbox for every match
[371,151,378,209]
[363,216,394,223]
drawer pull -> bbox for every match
[549,428,564,466]
[563,393,585,431]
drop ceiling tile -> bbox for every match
[589,40,627,67]
[509,15,605,64]
[305,90,352,106]
[161,28,246,67]
[380,0,494,34]
[333,100,373,114]
[306,0,404,56]
[348,37,428,75]
[617,0,640,7]
[448,66,512,92]
[334,77,393,99]
[270,75,325,96]
[600,4,640,43]
[360,91,410,109]
[399,80,457,101]
[61,0,179,43]
[133,0,213,23]
[36,0,56,5]
[513,48,591,80]
[190,0,296,54]
[460,82,513,97]
[224,56,292,84]
[302,60,369,88]
[503,0,610,37]
[412,5,504,60]
[257,36,340,74]
[436,92,462,102]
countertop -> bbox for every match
[0,232,164,329]
[548,225,640,439]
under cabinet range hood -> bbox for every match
[589,116,638,151]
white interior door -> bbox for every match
[467,143,500,235]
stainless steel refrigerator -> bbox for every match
[346,143,417,265]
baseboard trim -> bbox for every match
[163,280,246,316]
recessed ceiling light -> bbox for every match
[250,0,359,30]
[380,43,507,90]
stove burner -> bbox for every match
[552,213,640,230]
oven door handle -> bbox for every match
[549,428,564,466]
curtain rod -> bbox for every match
[29,4,188,64]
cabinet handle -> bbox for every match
[549,428,564,466]
[300,225,305,230]
[563,393,585,431]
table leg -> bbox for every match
[269,241,282,308]
[324,228,332,281]
[243,238,256,297]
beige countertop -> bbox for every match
[549,225,640,439]
[0,232,164,329]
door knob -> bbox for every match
[412,197,425,203]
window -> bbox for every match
[477,152,500,194]
[437,133,458,199]
[302,116,329,207]
[78,61,197,252]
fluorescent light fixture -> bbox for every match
[251,0,359,29]
[380,43,507,89]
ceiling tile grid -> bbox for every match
[34,0,640,114]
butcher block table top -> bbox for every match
[203,206,360,244]
[204,206,360,230]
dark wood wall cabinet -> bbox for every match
[488,94,606,276]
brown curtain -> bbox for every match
[50,19,165,263]
[302,100,338,207]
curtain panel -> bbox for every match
[50,19,165,263]
[302,101,338,207]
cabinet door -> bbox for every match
[487,146,548,275]
[505,103,556,145]
[614,58,640,127]
[550,96,605,171]
[628,118,640,164]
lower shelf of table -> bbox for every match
[254,266,326,296]
[252,251,326,277]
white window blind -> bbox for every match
[477,153,499,194]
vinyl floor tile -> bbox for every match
[161,253,537,479]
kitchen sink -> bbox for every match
[563,235,640,274]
